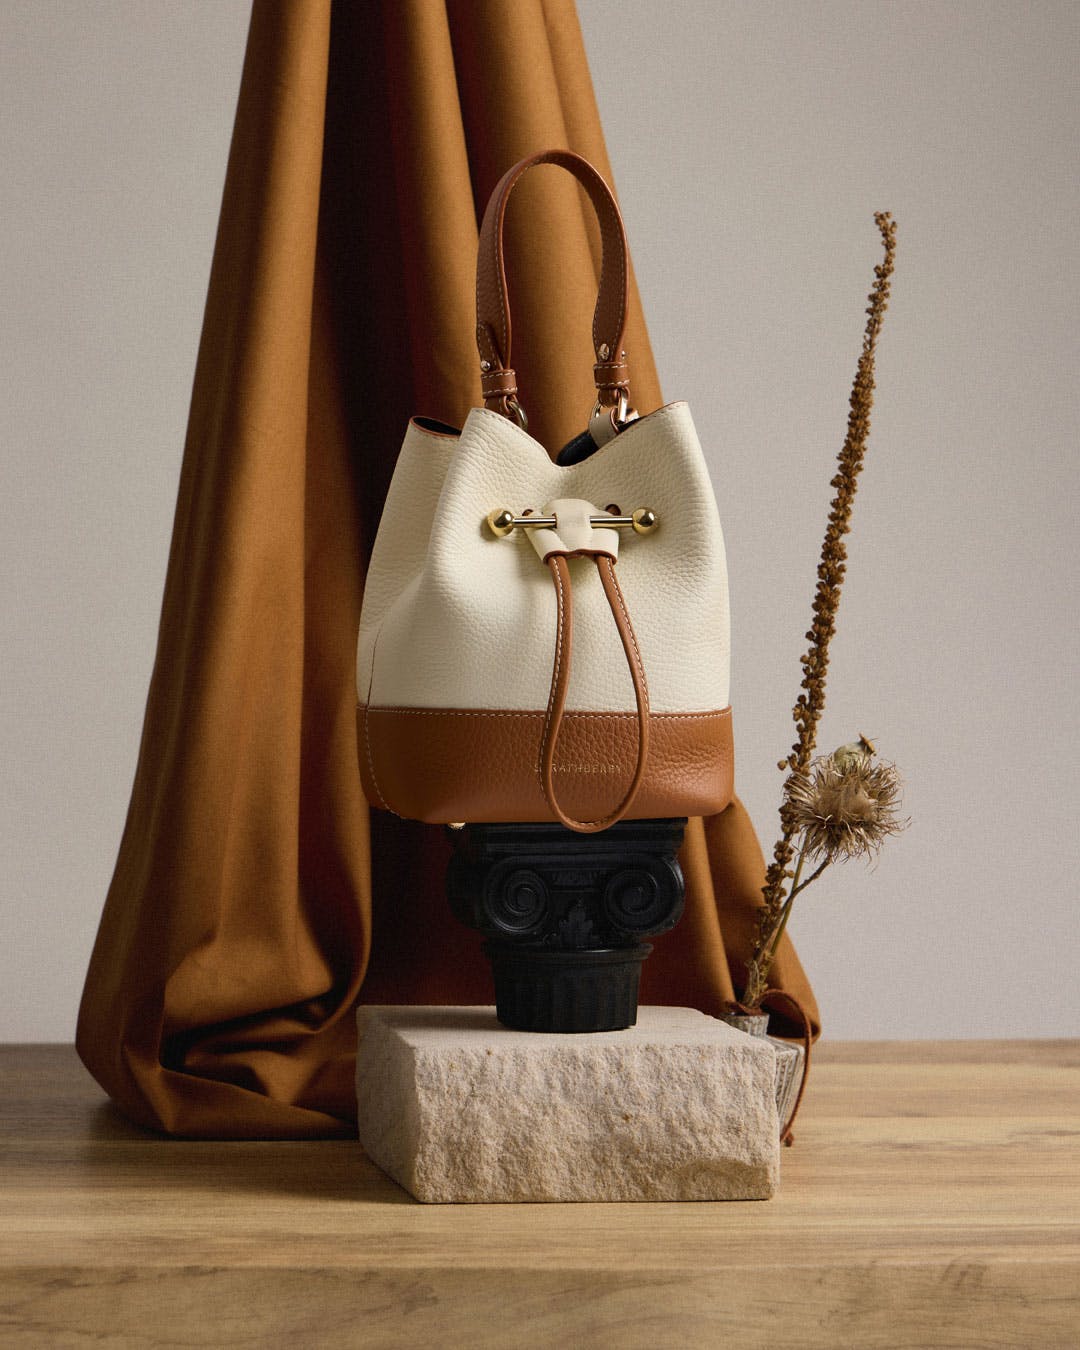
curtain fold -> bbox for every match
[77,0,818,1140]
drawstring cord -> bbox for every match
[538,553,650,833]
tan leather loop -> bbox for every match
[593,360,630,398]
[480,368,518,399]
[476,149,631,419]
[539,555,650,833]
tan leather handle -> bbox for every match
[476,149,631,425]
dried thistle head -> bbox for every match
[784,741,906,864]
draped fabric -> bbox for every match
[77,0,819,1139]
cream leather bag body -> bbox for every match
[357,150,732,833]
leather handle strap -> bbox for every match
[476,149,631,422]
[539,555,649,834]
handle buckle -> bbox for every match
[592,387,638,435]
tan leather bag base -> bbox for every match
[358,704,733,824]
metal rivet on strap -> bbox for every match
[598,343,610,360]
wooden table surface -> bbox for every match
[1,1040,1078,1349]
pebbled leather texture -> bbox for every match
[358,705,733,824]
[357,402,730,718]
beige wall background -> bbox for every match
[2,1,1077,1041]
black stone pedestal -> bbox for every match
[446,818,687,1033]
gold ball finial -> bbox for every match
[631,507,659,535]
[486,508,516,538]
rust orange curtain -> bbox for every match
[77,0,818,1139]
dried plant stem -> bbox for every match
[743,214,897,1012]
[762,846,829,974]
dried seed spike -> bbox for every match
[742,213,898,1011]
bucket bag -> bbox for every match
[357,149,732,834]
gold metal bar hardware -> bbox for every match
[486,508,658,538]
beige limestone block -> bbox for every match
[355,1005,779,1203]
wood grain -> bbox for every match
[1,1041,1077,1348]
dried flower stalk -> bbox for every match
[745,739,907,999]
[743,214,898,1012]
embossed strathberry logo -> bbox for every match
[552,764,620,774]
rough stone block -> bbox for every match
[355,1005,779,1203]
